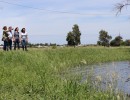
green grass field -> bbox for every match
[0,47,130,100]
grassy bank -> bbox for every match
[0,47,130,100]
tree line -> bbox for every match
[97,0,130,47]
[97,30,130,47]
[66,25,130,47]
[66,0,130,47]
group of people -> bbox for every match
[2,26,28,51]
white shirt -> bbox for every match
[21,32,28,40]
[8,31,13,39]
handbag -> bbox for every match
[1,37,4,41]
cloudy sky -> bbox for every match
[0,0,130,44]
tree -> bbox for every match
[115,0,130,15]
[97,41,101,46]
[66,24,81,46]
[72,24,81,45]
[124,39,130,46]
[27,42,33,47]
[110,36,123,46]
[98,30,112,47]
[66,31,75,46]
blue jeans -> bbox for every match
[21,40,27,51]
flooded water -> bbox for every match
[71,61,130,94]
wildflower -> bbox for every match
[117,94,120,100]
[81,59,87,64]
[96,75,102,82]
[112,72,118,79]
[85,79,88,84]
[108,84,112,89]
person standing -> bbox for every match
[8,26,13,50]
[20,28,28,51]
[13,27,20,50]
[2,26,9,51]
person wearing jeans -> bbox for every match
[13,27,20,50]
[20,28,28,51]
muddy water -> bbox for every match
[72,61,130,94]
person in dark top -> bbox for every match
[2,26,9,51]
[13,27,20,50]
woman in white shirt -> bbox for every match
[20,28,28,51]
[8,26,13,50]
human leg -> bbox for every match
[8,39,12,50]
[3,41,6,51]
[14,40,17,50]
[16,39,20,50]
[21,40,25,51]
[3,41,8,51]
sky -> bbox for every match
[0,0,130,45]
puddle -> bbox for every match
[71,61,130,94]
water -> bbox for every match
[71,61,130,94]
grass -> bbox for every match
[0,47,130,100]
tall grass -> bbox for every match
[0,47,130,99]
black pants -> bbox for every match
[8,39,12,50]
[3,40,8,51]
[14,39,20,50]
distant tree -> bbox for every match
[110,40,116,46]
[28,42,32,47]
[115,0,130,15]
[124,40,130,46]
[120,40,125,46]
[115,36,123,46]
[45,43,49,46]
[66,24,81,46]
[110,36,123,46]
[50,43,56,46]
[72,24,81,45]
[98,30,112,47]
[115,36,122,41]
[97,41,101,46]
[66,31,75,46]
[40,43,44,46]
